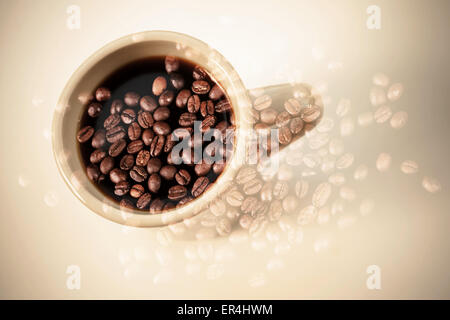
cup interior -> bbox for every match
[53,31,251,227]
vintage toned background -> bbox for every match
[0,0,449,299]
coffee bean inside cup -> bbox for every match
[77,56,235,213]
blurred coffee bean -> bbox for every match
[169,73,184,89]
[154,106,170,121]
[86,164,101,182]
[139,96,158,112]
[87,102,102,117]
[100,156,114,175]
[104,114,120,130]
[91,129,106,148]
[159,90,175,107]
[253,94,272,111]
[148,173,161,193]
[142,129,154,146]
[209,84,224,101]
[193,65,207,80]
[152,76,167,96]
[176,89,191,108]
[284,98,302,115]
[110,168,127,184]
[130,184,144,198]
[90,149,106,164]
[114,181,130,196]
[124,92,140,107]
[165,56,180,73]
[136,193,151,209]
[175,169,191,185]
[95,87,111,101]
[136,150,150,166]
[160,165,177,180]
[110,99,124,114]
[147,158,162,174]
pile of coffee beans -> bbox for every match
[77,56,235,213]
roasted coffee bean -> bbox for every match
[90,149,106,164]
[139,96,157,112]
[136,193,151,209]
[200,115,216,132]
[106,126,126,143]
[209,84,224,101]
[110,168,127,184]
[114,181,130,196]
[193,65,207,80]
[268,200,283,221]
[150,135,165,157]
[243,178,263,195]
[187,94,200,113]
[120,199,134,210]
[149,198,165,213]
[192,80,210,94]
[95,87,111,101]
[179,112,197,127]
[290,117,304,134]
[169,72,184,89]
[168,185,187,200]
[175,169,191,185]
[200,100,214,117]
[87,102,102,117]
[176,89,191,108]
[253,94,272,111]
[164,202,176,210]
[120,154,134,170]
[109,139,126,157]
[110,99,124,115]
[148,173,161,193]
[146,158,162,174]
[91,129,106,148]
[159,90,175,107]
[137,111,154,128]
[278,126,292,145]
[142,129,154,146]
[241,197,258,215]
[130,184,144,198]
[177,196,194,208]
[127,140,144,154]
[100,156,114,175]
[153,121,170,135]
[164,137,175,153]
[195,162,211,176]
[300,105,321,123]
[284,98,302,115]
[276,111,291,127]
[77,126,94,143]
[128,122,142,141]
[165,56,179,73]
[273,180,289,200]
[104,114,121,130]
[260,108,277,124]
[255,122,270,133]
[121,108,136,124]
[160,165,177,180]
[215,99,231,112]
[130,165,148,183]
[152,76,167,96]
[192,176,209,197]
[124,92,140,107]
[136,150,150,166]
[236,166,257,185]
[153,106,170,121]
[86,164,101,182]
[212,162,225,174]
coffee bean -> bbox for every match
[95,87,111,101]
[192,80,210,95]
[239,214,253,229]
[253,94,272,111]
[164,137,175,153]
[168,185,187,200]
[193,65,207,80]
[152,76,167,96]
[136,193,151,209]
[212,162,225,174]
[236,166,257,185]
[110,168,127,184]
[104,114,121,130]
[110,99,124,114]
[290,117,304,134]
[249,215,268,237]
[121,108,136,124]
[130,184,144,198]
[192,176,209,197]
[120,154,134,170]
[150,135,165,157]
[128,122,142,141]
[142,129,154,146]
[153,106,170,121]
[241,197,258,215]
[284,98,302,115]
[77,126,94,143]
[90,149,106,164]
[137,111,154,128]
[165,56,179,73]
[179,112,197,127]
[177,196,194,208]
[100,156,114,174]
[164,202,176,211]
[136,150,150,166]
[120,199,134,210]
[159,90,175,107]
[278,126,292,145]
[91,129,106,148]
[268,200,283,221]
[127,140,144,154]
[87,102,102,117]
[153,121,170,135]
[215,99,231,112]
[200,115,216,132]
[260,181,273,201]
[175,169,191,185]
[139,96,157,112]
[260,108,277,124]
[176,89,191,108]
[169,73,184,89]
[124,92,140,107]
[86,164,101,182]
[160,165,176,180]
[200,100,214,117]
[149,198,165,213]
[273,181,289,200]
[147,158,162,174]
[109,139,126,157]
[243,178,262,195]
[276,111,291,127]
[148,173,161,193]
[209,84,224,101]
[300,105,321,123]
[130,165,148,183]
[195,162,211,176]
[187,94,200,113]
[106,126,126,143]
[114,181,130,196]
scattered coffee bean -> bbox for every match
[165,56,179,73]
[168,185,187,200]
[91,129,106,148]
[200,100,214,117]
[139,96,157,112]
[142,129,154,146]
[187,94,200,113]
[136,150,150,166]
[104,114,120,130]
[209,84,224,101]
[153,106,170,121]
[159,90,175,107]
[130,165,148,183]
[90,149,106,164]
[128,122,141,141]
[86,164,101,182]
[152,76,167,96]
[109,139,126,157]
[114,181,130,196]
[160,165,177,180]
[130,184,144,198]
[87,102,102,117]
[100,156,114,175]
[179,112,197,127]
[106,126,126,143]
[193,65,207,80]
[95,87,111,101]
[175,169,191,185]
[120,154,134,171]
[136,193,151,209]
[169,73,184,89]
[77,126,94,143]
[192,80,210,95]
[110,168,127,184]
[195,162,211,176]
[147,158,162,174]
[148,173,161,193]
[124,92,140,107]
[137,111,154,129]
[192,176,209,197]
[110,99,124,114]
[150,135,165,157]
[215,99,231,112]
[127,140,143,154]
[176,89,191,108]
[289,117,304,134]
